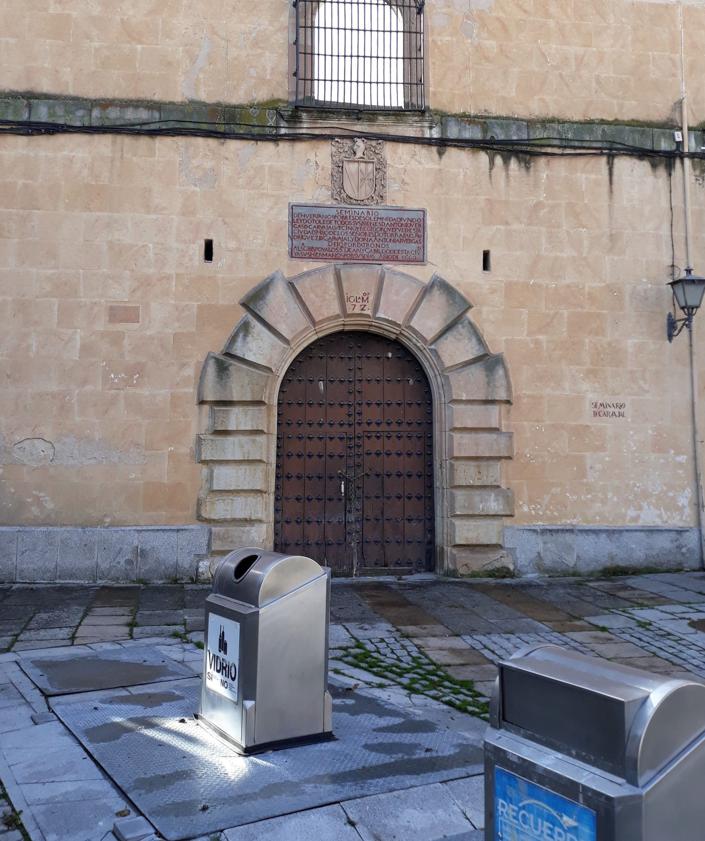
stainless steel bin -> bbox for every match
[484,644,705,841]
[198,547,333,754]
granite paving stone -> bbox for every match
[80,613,131,627]
[13,640,71,651]
[137,586,185,611]
[0,624,25,638]
[26,609,85,629]
[564,631,619,644]
[444,776,485,829]
[329,623,355,648]
[341,782,474,841]
[584,613,637,629]
[132,625,184,639]
[20,779,122,805]
[421,648,490,666]
[397,623,451,637]
[135,610,185,626]
[223,805,362,841]
[445,664,498,682]
[16,627,73,642]
[114,815,156,841]
[74,628,130,642]
[31,795,130,841]
[584,641,649,658]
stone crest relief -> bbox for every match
[331,138,386,205]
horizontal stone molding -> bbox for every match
[198,493,266,522]
[0,92,695,154]
[448,403,501,431]
[197,433,268,463]
[449,431,514,459]
[449,517,504,547]
[450,488,515,517]
[505,526,702,576]
[449,460,502,487]
[210,464,268,492]
[0,526,211,584]
[209,406,268,433]
[211,524,268,553]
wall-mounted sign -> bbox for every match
[591,400,627,419]
[289,203,426,264]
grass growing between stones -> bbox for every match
[337,639,490,720]
[170,628,190,643]
[0,782,30,841]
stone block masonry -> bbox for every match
[0,526,210,584]
[197,264,514,575]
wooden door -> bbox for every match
[275,331,434,575]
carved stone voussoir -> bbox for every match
[332,138,386,205]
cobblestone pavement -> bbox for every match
[4,571,705,840]
[3,570,705,713]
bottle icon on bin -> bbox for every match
[218,625,228,656]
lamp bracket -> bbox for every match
[667,311,690,342]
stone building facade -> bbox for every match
[1,0,704,581]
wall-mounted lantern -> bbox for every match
[667,268,705,342]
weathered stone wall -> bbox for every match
[1,132,703,569]
[4,0,705,123]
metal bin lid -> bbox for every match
[492,644,705,785]
[211,547,325,607]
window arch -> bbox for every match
[294,0,425,110]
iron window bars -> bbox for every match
[294,0,425,111]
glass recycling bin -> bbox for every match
[484,644,705,841]
[198,547,333,754]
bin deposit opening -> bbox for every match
[234,554,259,581]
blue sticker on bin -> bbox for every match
[494,767,596,841]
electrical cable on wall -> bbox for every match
[0,115,695,163]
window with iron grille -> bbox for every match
[294,0,425,111]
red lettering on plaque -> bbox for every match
[289,204,426,264]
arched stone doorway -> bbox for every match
[274,331,435,576]
[197,264,514,576]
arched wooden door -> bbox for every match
[274,331,434,576]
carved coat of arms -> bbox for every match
[332,138,386,205]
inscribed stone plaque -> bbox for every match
[289,203,426,264]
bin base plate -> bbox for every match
[195,712,336,755]
[51,677,482,841]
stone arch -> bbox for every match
[197,264,514,576]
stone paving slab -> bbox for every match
[444,775,484,829]
[52,678,483,841]
[20,646,194,696]
[340,782,476,841]
[222,804,362,841]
